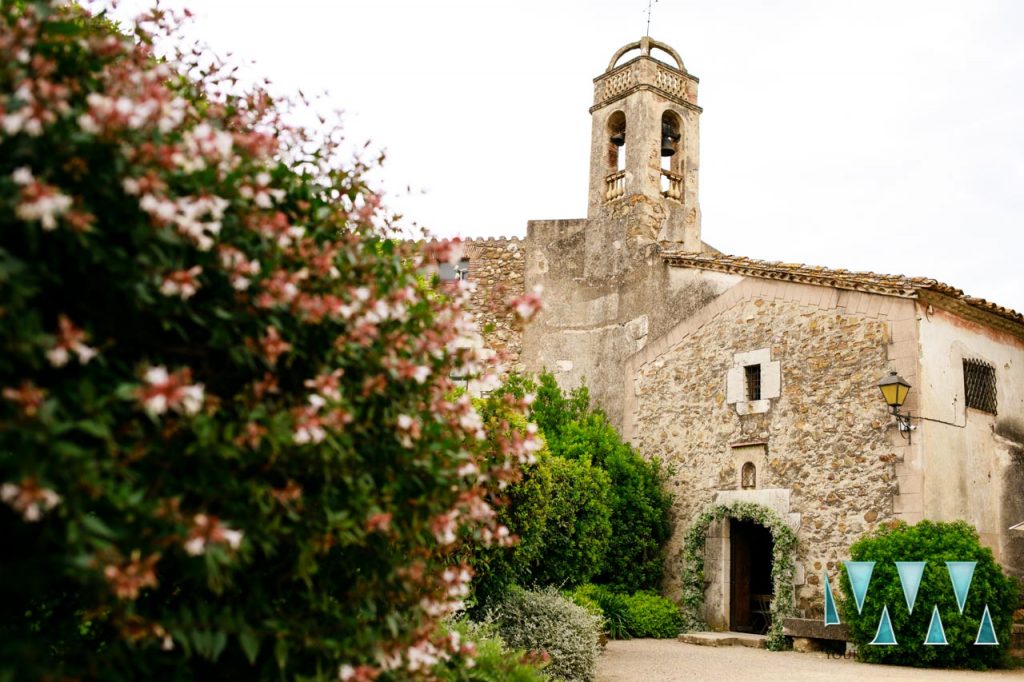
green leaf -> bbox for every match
[238,630,260,665]
[79,514,118,540]
[210,631,228,661]
[42,21,81,37]
[75,419,112,440]
[274,637,288,670]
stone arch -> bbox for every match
[680,501,797,650]
[606,36,685,72]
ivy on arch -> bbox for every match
[680,501,798,650]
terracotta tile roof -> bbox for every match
[661,251,1024,329]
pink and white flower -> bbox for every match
[137,366,205,416]
[12,168,73,231]
[159,266,203,299]
[259,326,291,366]
[218,245,261,291]
[509,284,544,321]
[46,314,98,367]
[103,552,159,600]
[183,514,243,555]
[1,478,61,522]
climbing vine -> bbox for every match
[680,502,798,650]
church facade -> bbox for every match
[459,37,1023,630]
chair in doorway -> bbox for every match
[751,594,772,635]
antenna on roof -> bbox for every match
[645,0,659,36]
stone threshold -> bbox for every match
[678,632,766,648]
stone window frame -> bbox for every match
[726,348,780,415]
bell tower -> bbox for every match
[587,37,702,251]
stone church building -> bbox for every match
[456,37,1024,631]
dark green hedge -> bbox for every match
[839,520,1018,669]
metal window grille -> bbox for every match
[741,462,756,489]
[963,358,997,414]
[745,364,762,401]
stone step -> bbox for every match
[678,631,767,649]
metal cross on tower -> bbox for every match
[645,0,659,36]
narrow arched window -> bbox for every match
[660,110,682,199]
[605,111,626,200]
[607,111,626,171]
[741,462,756,489]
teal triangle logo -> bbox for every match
[870,604,898,645]
[946,561,976,614]
[975,605,999,645]
[895,561,926,614]
[924,605,948,645]
[845,561,875,614]
[823,572,840,626]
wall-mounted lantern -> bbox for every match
[877,371,912,442]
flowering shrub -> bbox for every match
[0,2,538,679]
[484,587,601,682]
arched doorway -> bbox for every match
[729,519,774,634]
[679,501,797,650]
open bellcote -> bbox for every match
[587,36,703,250]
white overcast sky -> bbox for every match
[109,1,1024,313]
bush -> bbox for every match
[572,585,631,639]
[563,589,607,633]
[485,587,601,682]
[623,591,684,639]
[528,455,612,588]
[523,372,590,445]
[602,448,671,592]
[571,585,683,639]
[491,372,672,593]
[432,620,549,682]
[468,397,553,604]
[0,3,538,679]
[839,520,1018,669]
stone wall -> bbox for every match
[625,279,903,617]
[521,208,724,430]
[464,237,526,372]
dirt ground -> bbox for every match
[595,639,1024,682]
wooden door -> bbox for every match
[730,521,752,631]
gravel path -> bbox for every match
[596,639,1023,682]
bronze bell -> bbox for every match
[661,121,680,157]
[610,131,625,147]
